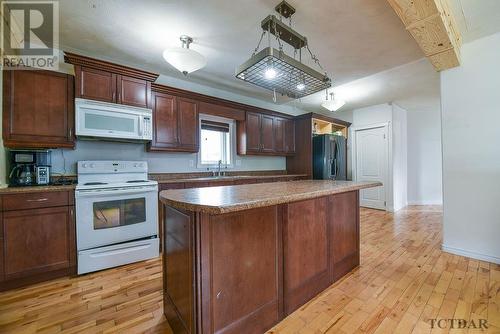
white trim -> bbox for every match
[442,245,500,264]
[197,114,235,169]
[351,122,390,211]
[407,200,443,205]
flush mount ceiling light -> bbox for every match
[163,35,207,75]
[236,1,331,99]
[321,91,346,112]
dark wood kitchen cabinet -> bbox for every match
[238,112,295,156]
[274,117,295,155]
[2,69,75,149]
[284,118,296,154]
[76,67,116,103]
[75,67,151,108]
[261,114,275,153]
[281,191,359,315]
[0,190,76,291]
[64,52,158,109]
[147,90,199,153]
[177,97,199,151]
[238,111,275,154]
[244,112,262,152]
[149,91,178,150]
[330,191,360,281]
[274,117,285,153]
[116,75,152,108]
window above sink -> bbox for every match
[198,114,235,169]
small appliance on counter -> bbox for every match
[312,134,347,181]
[7,150,52,186]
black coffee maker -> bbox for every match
[8,150,51,187]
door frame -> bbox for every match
[350,122,391,211]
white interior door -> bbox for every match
[355,126,387,210]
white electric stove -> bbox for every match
[75,161,159,274]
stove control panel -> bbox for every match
[78,161,148,174]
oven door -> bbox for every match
[75,185,158,250]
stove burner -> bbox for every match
[126,180,148,183]
[84,182,108,186]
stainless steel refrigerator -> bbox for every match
[312,134,347,180]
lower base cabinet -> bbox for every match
[162,190,360,334]
[0,191,76,291]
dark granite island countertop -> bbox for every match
[159,180,382,214]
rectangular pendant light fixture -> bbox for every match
[235,1,332,100]
[236,47,331,99]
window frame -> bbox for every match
[197,114,235,169]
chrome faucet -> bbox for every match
[217,160,222,177]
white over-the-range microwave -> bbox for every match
[75,98,153,141]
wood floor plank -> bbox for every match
[1,206,497,334]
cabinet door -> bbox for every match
[2,206,74,280]
[148,92,179,150]
[76,66,116,102]
[330,191,359,281]
[177,98,199,152]
[3,69,75,148]
[284,119,296,154]
[117,75,150,108]
[274,117,285,153]
[283,197,331,314]
[261,115,275,152]
[245,112,261,152]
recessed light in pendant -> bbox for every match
[163,35,206,75]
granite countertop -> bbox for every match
[155,174,307,184]
[0,184,76,194]
[0,174,307,194]
[160,180,382,214]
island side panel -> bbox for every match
[331,190,360,281]
[199,206,282,334]
[282,197,332,315]
[164,206,196,334]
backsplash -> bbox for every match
[50,140,286,176]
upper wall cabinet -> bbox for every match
[237,112,295,156]
[147,89,199,153]
[64,52,158,109]
[2,69,75,149]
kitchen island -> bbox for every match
[159,180,381,334]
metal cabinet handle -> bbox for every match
[27,198,48,202]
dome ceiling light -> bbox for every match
[163,35,206,75]
[236,1,331,100]
[321,91,346,112]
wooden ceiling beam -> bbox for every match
[386,0,461,71]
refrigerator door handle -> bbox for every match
[332,138,338,179]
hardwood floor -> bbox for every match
[1,206,498,333]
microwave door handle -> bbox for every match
[76,187,157,198]
[139,117,144,136]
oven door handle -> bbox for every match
[76,187,157,198]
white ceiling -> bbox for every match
[59,0,425,112]
[58,0,499,115]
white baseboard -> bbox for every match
[442,245,500,264]
[407,200,443,205]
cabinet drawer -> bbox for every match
[2,191,69,211]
